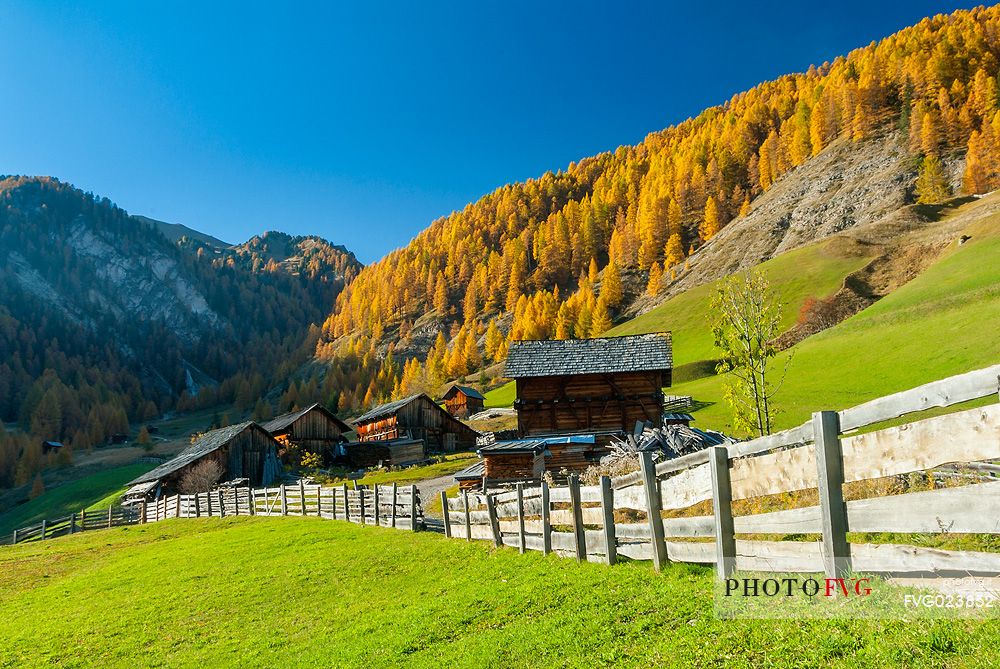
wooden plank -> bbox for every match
[709,445,736,580]
[814,411,850,577]
[640,451,667,571]
[839,363,1000,432]
[280,484,288,516]
[441,491,452,538]
[463,490,472,543]
[485,494,502,547]
[516,483,526,554]
[541,481,551,555]
[390,483,398,528]
[373,484,380,526]
[599,476,617,566]
[358,487,366,525]
[410,485,418,532]
[841,404,1000,483]
[568,475,586,562]
[342,483,349,521]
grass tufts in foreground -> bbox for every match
[0,517,997,668]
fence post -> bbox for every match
[139,502,147,525]
[280,484,288,516]
[390,483,398,528]
[298,480,306,516]
[462,490,472,542]
[316,486,322,517]
[342,483,349,522]
[516,482,526,554]
[194,493,201,518]
[639,451,667,571]
[568,475,586,562]
[410,485,418,531]
[80,508,87,532]
[70,513,77,534]
[814,411,851,577]
[541,481,551,555]
[374,484,381,527]
[218,490,226,518]
[600,476,617,566]
[441,491,452,538]
[40,519,47,540]
[250,489,257,516]
[485,494,502,547]
[175,495,182,519]
[11,529,17,545]
[709,445,736,581]
[108,505,114,528]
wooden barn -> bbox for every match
[261,403,352,462]
[124,422,282,499]
[343,438,425,468]
[504,333,673,437]
[352,394,479,452]
[442,385,485,418]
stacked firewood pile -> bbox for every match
[602,424,734,465]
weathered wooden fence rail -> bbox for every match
[3,482,422,546]
[443,364,1000,577]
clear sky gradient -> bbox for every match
[0,1,980,263]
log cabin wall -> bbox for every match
[515,371,666,436]
[482,452,544,481]
[226,427,282,486]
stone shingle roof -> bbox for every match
[352,394,424,424]
[261,403,351,435]
[443,384,485,401]
[503,333,672,378]
[129,422,259,485]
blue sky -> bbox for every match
[0,1,980,263]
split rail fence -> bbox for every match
[3,481,422,546]
[442,364,1000,578]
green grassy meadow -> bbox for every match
[1,518,996,668]
[0,464,153,537]
[331,452,480,487]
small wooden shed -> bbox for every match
[41,440,64,454]
[504,332,673,436]
[453,460,485,491]
[352,394,479,452]
[478,439,546,485]
[126,422,282,497]
[442,385,485,418]
[343,438,425,468]
[261,403,352,462]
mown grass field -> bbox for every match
[0,517,996,668]
[0,464,153,537]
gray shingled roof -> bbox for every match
[352,394,424,424]
[444,384,485,401]
[129,422,257,485]
[453,460,485,480]
[261,403,351,434]
[503,333,672,378]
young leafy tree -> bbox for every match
[711,270,787,437]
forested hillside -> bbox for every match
[311,5,1000,412]
[0,176,359,490]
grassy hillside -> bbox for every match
[1,518,995,668]
[671,200,1000,433]
[0,464,152,536]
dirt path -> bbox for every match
[415,474,456,519]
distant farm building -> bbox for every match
[124,422,282,500]
[261,403,352,463]
[504,333,673,437]
[352,394,479,452]
[41,440,64,454]
[442,385,485,418]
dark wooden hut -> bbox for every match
[125,422,281,497]
[261,403,352,462]
[343,438,425,468]
[352,394,479,452]
[504,333,673,437]
[442,385,485,418]
[478,439,546,485]
[41,440,64,454]
[453,459,485,491]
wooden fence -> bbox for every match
[3,482,422,546]
[442,364,1000,578]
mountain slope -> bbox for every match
[310,5,1000,413]
[0,176,358,485]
